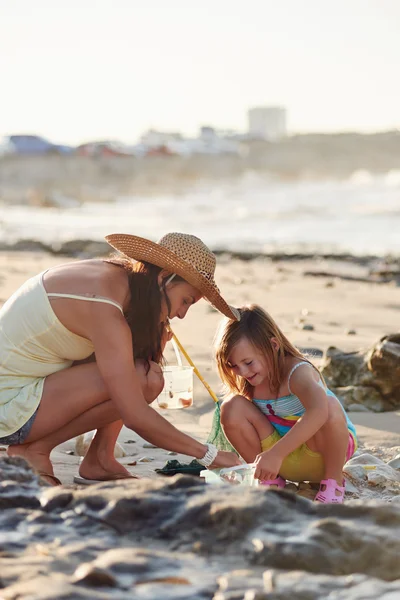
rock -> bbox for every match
[347,403,372,412]
[302,324,314,331]
[367,471,387,486]
[344,453,400,486]
[138,456,154,463]
[366,334,400,399]
[332,386,385,412]
[143,442,158,449]
[388,454,400,471]
[73,563,118,587]
[2,455,400,598]
[320,335,400,411]
[168,451,178,456]
[346,329,357,335]
[343,465,367,483]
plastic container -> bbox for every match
[156,338,194,410]
[200,464,259,487]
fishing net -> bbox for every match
[206,400,238,453]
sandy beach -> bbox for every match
[0,250,399,502]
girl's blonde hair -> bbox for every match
[214,304,318,400]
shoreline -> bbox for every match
[1,239,400,265]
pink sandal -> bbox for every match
[259,476,286,489]
[314,478,345,504]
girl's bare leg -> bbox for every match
[220,395,275,463]
[306,397,349,485]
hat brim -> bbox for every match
[105,233,239,321]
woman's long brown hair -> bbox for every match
[214,304,319,400]
[106,256,184,364]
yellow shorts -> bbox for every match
[261,429,356,483]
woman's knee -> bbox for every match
[220,395,251,426]
[135,359,164,404]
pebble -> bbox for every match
[143,443,158,449]
[325,281,335,287]
[126,439,136,444]
[73,564,117,587]
[138,456,155,463]
[367,472,387,486]
[65,450,75,455]
[346,329,357,335]
[302,324,315,331]
[388,455,400,470]
[168,451,178,456]
[347,403,372,413]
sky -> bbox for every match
[1,0,399,144]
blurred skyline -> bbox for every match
[1,0,400,144]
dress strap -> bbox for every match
[287,361,311,394]
[47,293,124,315]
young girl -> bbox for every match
[214,304,357,504]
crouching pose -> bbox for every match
[214,304,357,503]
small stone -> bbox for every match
[367,471,386,486]
[138,456,155,463]
[302,324,314,331]
[233,277,244,285]
[65,450,75,455]
[343,478,359,494]
[168,451,178,456]
[301,308,309,316]
[298,482,311,490]
[73,563,117,587]
[388,455,400,471]
[143,443,158,449]
[127,461,137,466]
[285,483,298,493]
[347,403,372,413]
[126,439,136,444]
[325,281,334,287]
[346,329,357,335]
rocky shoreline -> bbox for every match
[1,456,400,599]
[1,238,400,266]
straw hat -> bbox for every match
[105,232,240,321]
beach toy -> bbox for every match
[200,463,258,487]
[157,336,194,409]
[167,327,237,453]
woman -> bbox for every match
[0,232,241,484]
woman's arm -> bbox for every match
[88,304,240,468]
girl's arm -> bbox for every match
[266,366,329,458]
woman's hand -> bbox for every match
[209,450,242,469]
[254,448,284,481]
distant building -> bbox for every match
[247,106,287,140]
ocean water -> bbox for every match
[1,170,399,256]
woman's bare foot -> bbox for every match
[79,446,136,481]
[7,443,59,485]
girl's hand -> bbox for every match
[254,448,284,481]
[209,451,242,469]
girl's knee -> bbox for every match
[326,397,347,427]
[220,395,250,426]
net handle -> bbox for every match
[168,326,219,404]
